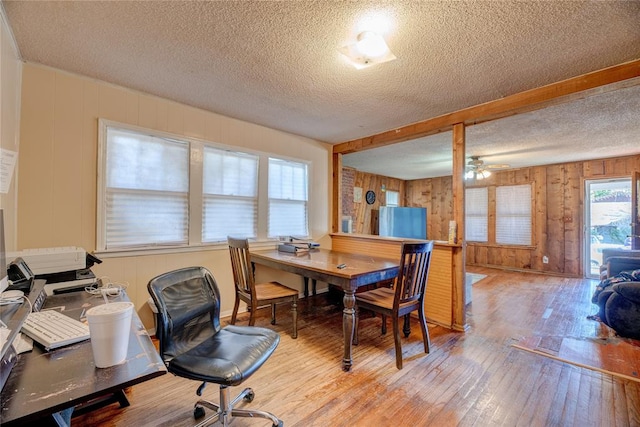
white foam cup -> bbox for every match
[85,301,134,368]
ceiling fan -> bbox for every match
[465,156,510,180]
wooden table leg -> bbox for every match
[303,277,310,298]
[342,289,356,371]
[303,277,317,298]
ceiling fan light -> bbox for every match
[465,170,475,180]
[481,169,491,178]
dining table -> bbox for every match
[250,248,399,371]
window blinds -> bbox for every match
[496,184,532,245]
[105,128,189,249]
[202,147,258,241]
[465,187,488,242]
[268,158,309,238]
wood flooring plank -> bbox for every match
[68,267,640,427]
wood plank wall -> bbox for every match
[342,154,640,277]
[341,167,404,235]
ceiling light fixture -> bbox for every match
[465,169,492,180]
[340,31,396,69]
[465,156,497,181]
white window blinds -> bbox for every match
[496,184,532,245]
[105,128,189,249]
[203,146,258,241]
[268,158,309,238]
[465,187,488,242]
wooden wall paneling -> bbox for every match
[424,246,453,328]
[610,156,632,176]
[429,179,442,240]
[563,162,582,276]
[546,164,566,273]
[533,167,547,271]
[346,154,639,277]
[583,159,605,177]
[348,171,407,235]
[476,245,488,265]
[441,176,454,240]
[331,234,403,260]
[431,177,453,241]
[514,248,529,269]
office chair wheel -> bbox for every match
[194,405,206,419]
[244,390,255,402]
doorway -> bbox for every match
[585,178,632,278]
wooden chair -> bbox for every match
[227,237,298,339]
[354,241,434,369]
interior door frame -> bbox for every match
[584,177,633,279]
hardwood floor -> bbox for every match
[72,268,640,426]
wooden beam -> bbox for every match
[333,59,640,155]
[451,123,466,330]
[332,153,342,233]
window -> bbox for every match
[386,190,399,207]
[268,158,308,238]
[98,121,310,251]
[465,187,488,242]
[203,147,258,242]
[496,184,532,245]
[102,128,189,249]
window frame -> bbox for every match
[97,119,312,255]
[464,183,534,247]
[494,184,533,246]
[465,187,489,243]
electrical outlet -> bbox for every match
[542,256,549,264]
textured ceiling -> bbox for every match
[3,1,640,179]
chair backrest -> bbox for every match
[394,241,434,308]
[227,237,257,301]
[147,266,221,364]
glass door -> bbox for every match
[585,178,632,278]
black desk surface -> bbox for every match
[0,289,167,425]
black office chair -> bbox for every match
[148,266,283,427]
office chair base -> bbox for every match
[192,385,283,427]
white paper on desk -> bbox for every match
[0,148,18,194]
[13,332,33,354]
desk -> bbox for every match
[0,289,167,426]
[251,249,399,371]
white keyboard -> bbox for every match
[21,310,90,351]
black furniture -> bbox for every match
[354,241,434,369]
[593,256,640,339]
[147,266,283,427]
[0,281,166,426]
[599,248,640,280]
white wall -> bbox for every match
[17,63,332,329]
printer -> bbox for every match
[7,247,102,295]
